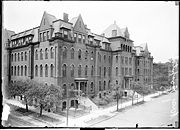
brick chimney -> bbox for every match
[63,13,69,22]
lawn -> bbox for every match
[8,103,62,124]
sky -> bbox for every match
[2,1,179,63]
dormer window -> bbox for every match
[89,37,93,45]
[112,30,117,37]
[64,30,68,39]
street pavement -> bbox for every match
[91,90,178,127]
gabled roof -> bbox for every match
[46,12,57,25]
[70,17,78,27]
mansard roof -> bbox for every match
[11,27,39,40]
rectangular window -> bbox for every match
[43,32,46,41]
[129,68,132,75]
[129,58,132,65]
[125,57,128,65]
[74,33,77,42]
[83,35,85,44]
[121,56,124,64]
[89,37,93,44]
[47,31,49,40]
[121,67,124,76]
[125,68,128,75]
[78,34,82,43]
[112,30,117,37]
[64,30,68,39]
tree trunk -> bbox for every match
[24,97,28,112]
[39,104,43,116]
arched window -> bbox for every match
[116,55,118,63]
[25,51,27,61]
[78,65,82,77]
[123,45,125,51]
[85,65,88,77]
[62,64,67,77]
[70,64,74,77]
[91,51,94,59]
[14,66,16,76]
[50,47,54,59]
[21,66,23,76]
[11,66,13,75]
[40,65,43,77]
[91,66,94,77]
[85,50,88,59]
[104,55,106,63]
[90,82,94,92]
[21,52,23,61]
[11,54,13,62]
[25,65,27,76]
[116,67,118,76]
[18,53,20,61]
[45,48,48,59]
[78,49,82,60]
[50,64,54,77]
[108,67,111,77]
[45,64,48,77]
[63,47,67,59]
[35,50,38,60]
[40,49,43,60]
[15,53,16,61]
[125,45,127,51]
[108,80,110,89]
[104,67,106,77]
[104,81,106,90]
[71,48,74,59]
[17,66,20,76]
[98,52,101,62]
[63,84,67,97]
[35,65,38,77]
[127,46,129,52]
[99,81,101,91]
[109,56,111,63]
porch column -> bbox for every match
[129,79,130,89]
[124,79,125,89]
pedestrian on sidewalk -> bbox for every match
[136,123,138,128]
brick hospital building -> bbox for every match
[3,11,153,109]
